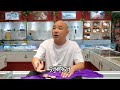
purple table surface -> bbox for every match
[21,69,103,79]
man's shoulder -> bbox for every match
[42,38,53,44]
[69,40,77,45]
[68,40,80,48]
[40,39,53,48]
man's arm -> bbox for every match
[72,62,85,71]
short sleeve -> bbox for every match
[73,42,84,64]
[34,42,46,61]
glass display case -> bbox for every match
[1,71,120,79]
[0,22,26,40]
[0,21,54,52]
[90,48,120,69]
[83,20,111,40]
[90,49,120,57]
[0,54,7,70]
[0,44,37,52]
[0,71,29,79]
[27,21,53,40]
[0,21,54,41]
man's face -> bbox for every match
[52,21,69,42]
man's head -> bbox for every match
[52,20,69,45]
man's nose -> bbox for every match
[54,29,59,32]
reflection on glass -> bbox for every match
[27,22,54,40]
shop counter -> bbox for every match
[0,71,120,79]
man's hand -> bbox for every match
[32,58,45,73]
[61,62,84,78]
[61,66,75,78]
[35,60,45,72]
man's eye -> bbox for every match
[59,27,63,30]
[53,27,55,29]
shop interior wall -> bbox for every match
[0,11,112,22]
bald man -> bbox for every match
[32,20,85,78]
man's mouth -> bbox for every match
[54,35,59,38]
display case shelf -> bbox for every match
[83,20,111,40]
